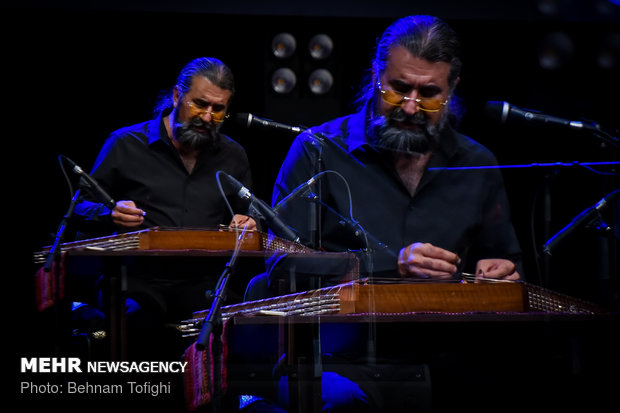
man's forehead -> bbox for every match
[189,76,231,102]
[383,46,452,87]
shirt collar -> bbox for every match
[344,102,374,153]
[147,108,173,146]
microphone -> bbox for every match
[219,171,300,243]
[235,112,306,134]
[543,189,619,255]
[485,101,597,131]
[63,156,116,210]
[273,172,325,213]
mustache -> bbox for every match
[369,107,440,154]
[173,117,216,138]
[179,116,212,130]
[388,107,428,126]
[174,116,216,150]
[369,107,435,139]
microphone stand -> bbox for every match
[302,173,392,370]
[597,135,618,308]
[541,169,559,288]
[301,193,397,278]
[44,188,81,354]
[195,227,246,413]
[308,135,324,252]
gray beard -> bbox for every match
[370,107,447,155]
[173,114,217,151]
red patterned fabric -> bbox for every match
[183,320,230,411]
[34,254,66,312]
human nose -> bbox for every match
[400,91,420,115]
[199,109,216,124]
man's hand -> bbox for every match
[229,214,257,231]
[398,242,460,279]
[111,200,145,229]
[475,259,520,281]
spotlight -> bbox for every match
[271,68,297,94]
[271,33,297,59]
[597,32,620,69]
[308,69,333,95]
[308,34,333,60]
[537,0,561,17]
[537,32,574,70]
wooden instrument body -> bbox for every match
[34,227,313,263]
[183,278,601,335]
[342,282,526,314]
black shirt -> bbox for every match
[271,106,522,278]
[74,110,253,236]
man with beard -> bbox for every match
[70,57,257,361]
[246,15,523,413]
[74,56,256,234]
[265,15,521,286]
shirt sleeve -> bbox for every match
[469,163,523,273]
[71,134,121,237]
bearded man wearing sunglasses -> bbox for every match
[74,57,256,234]
[267,15,522,290]
[69,57,256,361]
[246,14,523,413]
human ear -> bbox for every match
[172,85,180,108]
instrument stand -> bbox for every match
[296,140,324,412]
[196,230,246,413]
[99,256,129,361]
[597,140,618,309]
[589,209,618,309]
[281,318,323,413]
[43,189,81,355]
[540,170,559,288]
[197,262,231,413]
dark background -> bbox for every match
[6,0,619,335]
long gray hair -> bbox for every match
[154,57,235,115]
[356,16,463,117]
